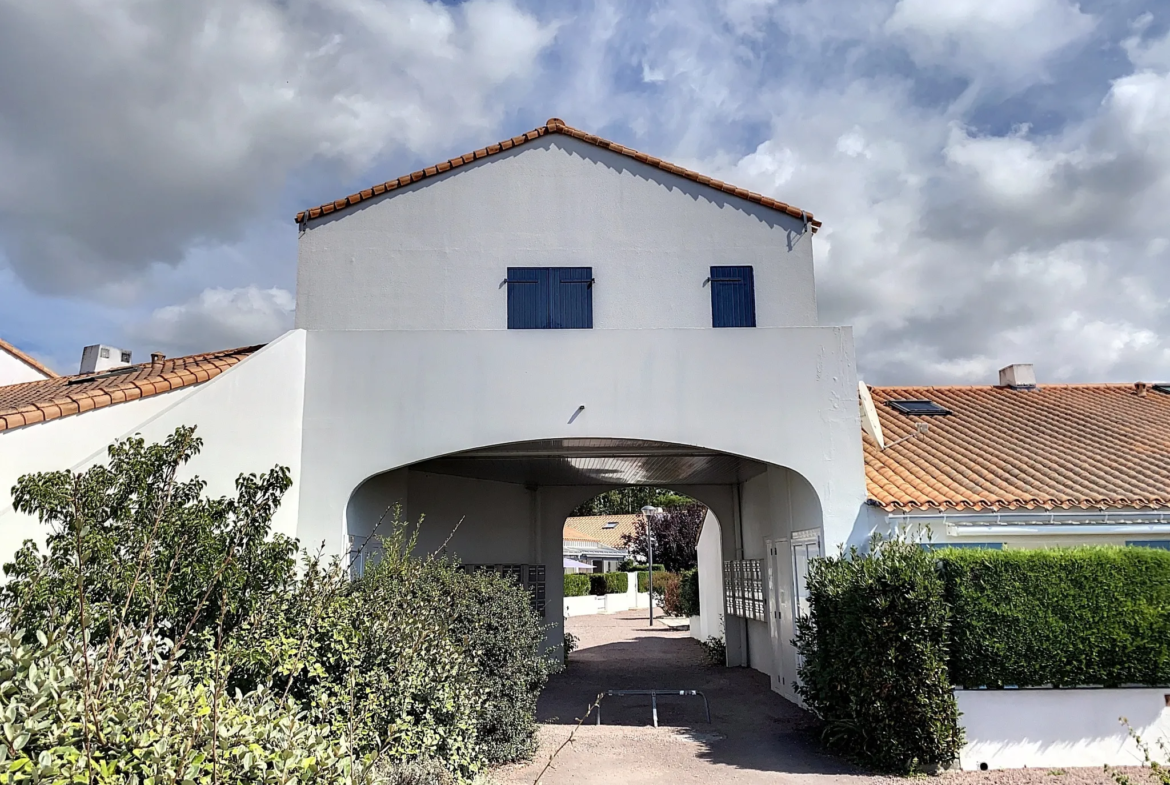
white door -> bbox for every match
[764,538,788,692]
[791,534,821,673]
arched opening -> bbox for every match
[344,437,824,707]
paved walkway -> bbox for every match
[496,610,1140,785]
[496,610,864,784]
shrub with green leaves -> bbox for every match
[0,428,554,783]
[1,426,297,654]
[564,574,590,597]
[938,546,1170,688]
[678,570,700,617]
[588,572,627,596]
[794,536,962,773]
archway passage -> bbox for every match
[346,437,825,707]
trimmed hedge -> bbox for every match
[589,572,629,596]
[678,570,700,617]
[564,573,590,597]
[794,537,962,773]
[939,546,1170,688]
[637,570,674,593]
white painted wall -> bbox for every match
[0,350,51,385]
[296,136,817,332]
[694,509,724,643]
[958,689,1170,770]
[0,332,308,564]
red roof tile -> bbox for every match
[865,383,1170,511]
[0,346,261,433]
[296,118,821,230]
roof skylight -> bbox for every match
[887,399,951,416]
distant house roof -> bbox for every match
[0,338,57,379]
[0,345,261,433]
[295,118,821,231]
[864,384,1170,512]
[564,513,641,549]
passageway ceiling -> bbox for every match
[411,439,768,486]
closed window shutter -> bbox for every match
[550,267,593,329]
[507,267,550,329]
[710,265,756,328]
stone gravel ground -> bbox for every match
[494,610,1154,785]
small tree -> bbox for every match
[620,503,706,572]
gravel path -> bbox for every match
[494,610,1153,785]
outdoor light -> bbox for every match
[641,505,663,627]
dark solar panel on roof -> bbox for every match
[1153,384,1170,396]
[887,399,951,416]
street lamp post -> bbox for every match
[641,505,663,628]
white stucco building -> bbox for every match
[2,119,1169,759]
[0,338,57,385]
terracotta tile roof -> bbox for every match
[564,514,640,549]
[864,383,1170,511]
[0,338,58,379]
[296,118,821,230]
[562,525,595,542]
[0,345,261,433]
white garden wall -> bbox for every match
[957,689,1170,770]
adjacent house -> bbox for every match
[561,524,627,573]
[0,338,57,385]
[1,118,1168,716]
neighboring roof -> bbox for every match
[562,525,595,542]
[296,118,821,230]
[864,384,1170,512]
[564,513,640,549]
[0,338,58,379]
[0,345,261,433]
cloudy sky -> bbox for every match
[1,0,1168,384]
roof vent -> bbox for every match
[79,344,132,375]
[151,352,166,364]
[998,364,1036,389]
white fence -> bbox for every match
[957,688,1170,770]
[563,572,651,617]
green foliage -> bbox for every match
[0,428,554,783]
[629,564,665,571]
[570,488,696,517]
[938,546,1170,688]
[621,505,706,572]
[563,573,590,597]
[699,636,726,666]
[1109,723,1170,785]
[678,570,700,617]
[659,573,684,616]
[562,632,579,667]
[588,572,628,596]
[2,427,297,653]
[0,627,371,784]
[794,536,963,773]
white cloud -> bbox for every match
[130,286,295,357]
[0,0,555,294]
[886,0,1095,85]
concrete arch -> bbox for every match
[343,437,825,704]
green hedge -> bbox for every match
[794,538,962,773]
[939,546,1170,688]
[637,570,673,593]
[631,564,665,571]
[564,573,590,597]
[589,572,628,596]
[678,570,700,617]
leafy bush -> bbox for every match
[794,536,962,773]
[630,564,665,571]
[621,504,706,572]
[938,546,1170,688]
[678,570,700,617]
[636,570,673,593]
[699,636,726,666]
[564,573,590,597]
[2,427,297,654]
[1,428,554,782]
[563,631,579,667]
[660,573,685,616]
[588,572,627,596]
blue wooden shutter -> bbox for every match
[507,268,550,329]
[550,267,593,329]
[710,266,756,328]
